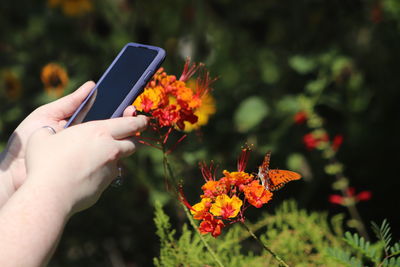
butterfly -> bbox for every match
[257,152,302,191]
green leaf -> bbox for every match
[234,96,269,133]
[260,60,280,84]
[372,219,393,255]
[305,77,328,94]
[325,247,363,267]
[343,231,379,263]
[289,55,317,74]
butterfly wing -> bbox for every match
[266,169,302,191]
[257,152,271,187]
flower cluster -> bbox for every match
[329,187,372,206]
[303,131,343,151]
[293,111,344,152]
[133,59,215,132]
[180,148,299,238]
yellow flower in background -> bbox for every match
[2,71,22,101]
[184,91,216,132]
[48,0,93,16]
[41,63,69,97]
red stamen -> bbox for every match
[137,139,162,150]
[199,161,217,182]
[163,127,173,144]
[237,146,251,172]
[179,58,201,82]
[166,134,187,154]
[195,70,217,97]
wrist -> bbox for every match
[0,172,72,266]
[23,174,74,219]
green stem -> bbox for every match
[161,144,224,267]
[181,203,225,267]
[331,157,370,241]
[242,222,289,267]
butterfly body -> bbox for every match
[257,152,301,191]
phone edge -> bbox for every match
[64,42,166,128]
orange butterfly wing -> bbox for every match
[266,169,302,191]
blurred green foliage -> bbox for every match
[155,201,400,266]
[1,0,400,265]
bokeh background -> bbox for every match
[1,0,400,266]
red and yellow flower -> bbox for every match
[210,194,242,219]
[242,180,273,208]
[191,197,212,220]
[222,170,253,187]
[179,147,300,238]
[198,213,225,238]
[201,180,229,199]
[133,59,216,132]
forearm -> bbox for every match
[0,151,15,208]
[0,177,71,267]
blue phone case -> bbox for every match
[65,42,166,128]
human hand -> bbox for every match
[24,114,148,215]
[0,81,137,205]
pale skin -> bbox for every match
[0,81,148,266]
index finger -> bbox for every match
[103,115,148,140]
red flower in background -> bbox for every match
[329,195,344,205]
[294,111,307,125]
[371,1,383,24]
[332,134,344,151]
[329,187,372,205]
[303,132,329,150]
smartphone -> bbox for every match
[65,42,166,127]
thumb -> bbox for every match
[43,81,96,119]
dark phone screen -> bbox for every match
[82,46,157,122]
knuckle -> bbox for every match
[107,147,121,162]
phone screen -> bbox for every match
[81,46,158,122]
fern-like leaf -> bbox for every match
[326,247,363,267]
[372,219,392,256]
[382,256,400,267]
[390,242,400,257]
[343,231,379,263]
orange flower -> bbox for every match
[133,60,215,133]
[40,63,69,97]
[198,213,224,238]
[48,0,93,16]
[210,194,242,219]
[222,170,253,187]
[243,180,273,208]
[191,198,212,220]
[134,85,167,112]
[2,71,22,101]
[181,147,302,238]
[201,180,229,199]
